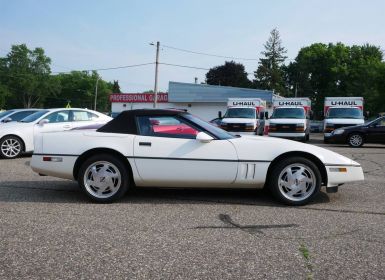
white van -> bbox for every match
[323,97,364,142]
[220,98,267,135]
[268,98,311,141]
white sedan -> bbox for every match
[31,109,364,205]
[0,108,112,159]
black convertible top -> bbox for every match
[97,109,187,134]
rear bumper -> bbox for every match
[325,165,364,188]
[31,154,77,180]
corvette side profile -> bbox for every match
[31,109,364,205]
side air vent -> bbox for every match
[242,163,256,180]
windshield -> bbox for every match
[224,108,256,119]
[182,113,235,140]
[326,108,363,119]
[0,110,14,119]
[271,108,305,119]
[20,110,49,123]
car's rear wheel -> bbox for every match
[0,136,24,159]
[78,154,130,202]
[269,157,321,206]
[348,133,364,147]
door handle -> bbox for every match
[63,125,71,129]
[139,142,151,146]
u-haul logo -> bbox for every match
[231,101,256,106]
[278,101,304,106]
[331,101,358,106]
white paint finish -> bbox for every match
[326,166,365,187]
[41,130,133,156]
[31,155,77,180]
[234,162,270,187]
[229,135,355,167]
[269,118,306,125]
[30,118,365,191]
[133,135,238,186]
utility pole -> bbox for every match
[94,75,101,111]
[153,41,160,108]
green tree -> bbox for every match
[254,28,287,94]
[51,71,112,111]
[205,61,252,88]
[112,80,121,93]
[285,43,384,116]
[0,44,59,108]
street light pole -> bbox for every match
[153,41,160,108]
[94,75,101,111]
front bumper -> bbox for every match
[325,164,364,188]
[324,133,348,143]
[268,132,306,140]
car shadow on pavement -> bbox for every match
[0,180,330,207]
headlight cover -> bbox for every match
[333,129,345,135]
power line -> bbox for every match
[159,62,255,76]
[161,44,260,61]
[51,62,155,74]
[160,62,210,71]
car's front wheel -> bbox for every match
[0,136,24,159]
[78,154,130,202]
[348,133,364,147]
[269,157,321,206]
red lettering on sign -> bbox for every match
[109,93,168,103]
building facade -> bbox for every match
[110,82,275,121]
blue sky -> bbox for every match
[1,0,384,92]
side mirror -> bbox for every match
[2,117,12,123]
[38,119,49,126]
[196,132,214,143]
[218,111,222,119]
[264,112,269,120]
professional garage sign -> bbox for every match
[109,93,168,103]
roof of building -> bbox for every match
[168,81,275,103]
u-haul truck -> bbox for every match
[220,98,267,135]
[323,97,364,142]
[268,97,311,141]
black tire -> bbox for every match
[348,133,364,147]
[78,153,130,203]
[0,135,24,159]
[268,157,322,206]
[323,138,330,144]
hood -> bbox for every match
[324,118,364,125]
[0,122,32,130]
[269,118,306,124]
[229,135,359,166]
[221,118,256,124]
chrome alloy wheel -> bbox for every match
[278,163,316,202]
[349,134,363,147]
[83,161,122,199]
[1,138,21,158]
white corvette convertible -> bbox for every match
[31,109,364,205]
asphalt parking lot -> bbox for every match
[0,134,384,280]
